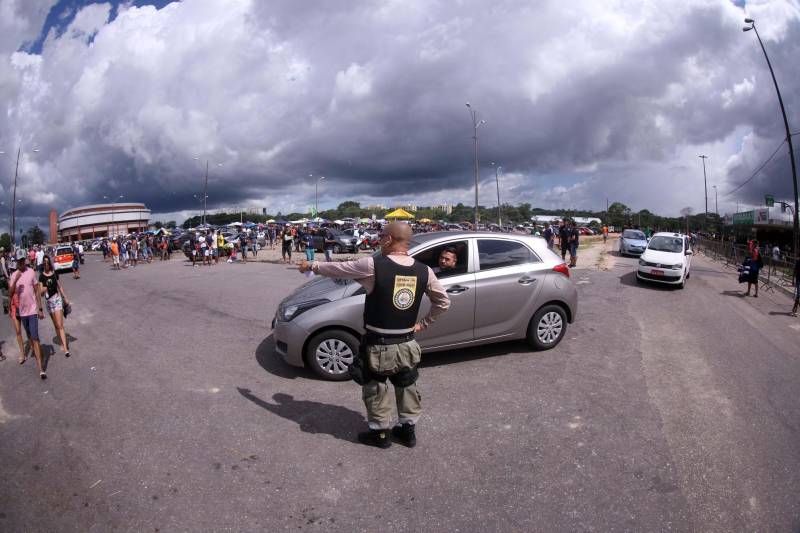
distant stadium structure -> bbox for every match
[58,203,150,242]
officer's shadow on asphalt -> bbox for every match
[236,388,364,443]
[255,334,309,379]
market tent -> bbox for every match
[227,222,243,227]
[385,208,415,220]
[418,218,433,223]
[266,219,275,223]
[358,218,372,224]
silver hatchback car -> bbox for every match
[272,232,578,380]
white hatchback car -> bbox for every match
[636,232,692,288]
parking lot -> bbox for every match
[2,240,800,532]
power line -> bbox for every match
[723,139,786,197]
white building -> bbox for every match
[58,203,150,241]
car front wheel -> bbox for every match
[304,330,358,381]
[527,304,567,350]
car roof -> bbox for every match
[409,231,545,249]
[652,232,685,238]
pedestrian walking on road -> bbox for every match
[39,255,70,358]
[281,225,293,263]
[542,223,554,251]
[558,220,570,262]
[743,245,763,298]
[568,221,580,268]
[71,242,81,278]
[9,257,46,379]
[298,222,450,448]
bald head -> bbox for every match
[379,222,413,254]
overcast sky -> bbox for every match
[1,0,799,231]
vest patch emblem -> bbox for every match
[392,275,417,310]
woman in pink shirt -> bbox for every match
[9,257,46,379]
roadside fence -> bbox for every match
[696,237,797,295]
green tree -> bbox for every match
[165,221,177,229]
[0,233,10,251]
[26,226,45,245]
[152,221,163,229]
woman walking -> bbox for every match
[40,255,71,357]
[71,242,81,279]
[8,272,29,364]
[743,245,763,298]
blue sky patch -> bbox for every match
[26,0,176,54]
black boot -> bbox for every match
[391,423,417,448]
[357,429,391,449]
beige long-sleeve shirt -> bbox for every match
[311,255,450,331]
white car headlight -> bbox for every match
[670,263,683,270]
[638,259,647,266]
[279,299,330,321]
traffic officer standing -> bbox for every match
[298,222,450,448]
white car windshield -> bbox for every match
[648,236,683,253]
[622,230,646,240]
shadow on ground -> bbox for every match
[420,341,533,369]
[255,334,310,380]
[236,388,363,442]
[619,271,676,290]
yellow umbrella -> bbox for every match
[418,218,433,223]
[385,208,415,219]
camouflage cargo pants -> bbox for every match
[362,340,422,430]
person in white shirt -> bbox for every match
[35,247,45,273]
[771,244,781,274]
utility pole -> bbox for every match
[203,160,208,226]
[744,18,799,258]
[466,103,485,229]
[491,162,502,227]
[699,155,709,228]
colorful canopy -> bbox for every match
[385,208,415,219]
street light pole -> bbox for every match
[699,155,709,228]
[491,162,502,227]
[744,18,800,258]
[712,185,718,216]
[1,146,39,246]
[466,103,485,229]
[315,176,325,217]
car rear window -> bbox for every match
[622,230,645,239]
[56,247,72,255]
[477,239,536,271]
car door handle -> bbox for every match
[446,285,469,294]
[518,276,537,285]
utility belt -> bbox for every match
[363,331,414,346]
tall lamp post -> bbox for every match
[466,103,485,229]
[1,147,39,246]
[744,17,799,258]
[712,185,718,216]
[491,162,502,227]
[194,158,222,226]
[699,155,709,228]
[315,175,326,218]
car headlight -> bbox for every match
[670,263,683,270]
[638,259,647,266]
[278,299,330,321]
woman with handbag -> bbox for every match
[743,246,763,298]
[39,255,71,357]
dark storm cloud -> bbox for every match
[2,0,800,229]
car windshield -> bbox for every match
[622,230,645,240]
[647,236,683,253]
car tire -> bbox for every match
[333,244,342,254]
[304,329,358,381]
[527,304,567,351]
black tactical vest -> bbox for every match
[364,254,429,335]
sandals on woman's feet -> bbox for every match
[64,351,70,358]
[19,356,27,365]
[40,372,47,380]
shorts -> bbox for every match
[112,255,120,265]
[203,248,210,257]
[20,315,39,341]
[46,293,63,314]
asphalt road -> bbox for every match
[1,245,799,532]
